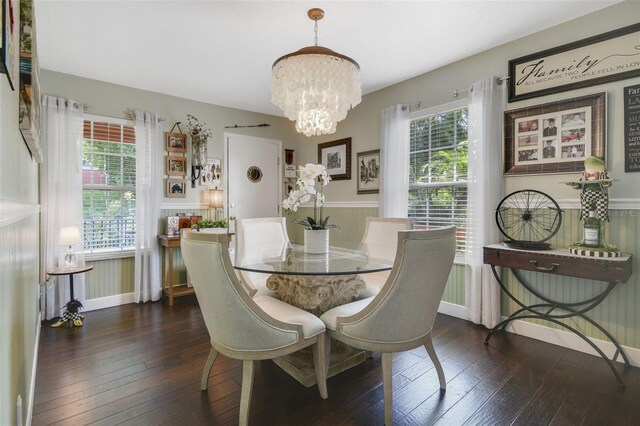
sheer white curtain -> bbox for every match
[379,104,410,217]
[133,111,163,302]
[40,96,85,320]
[465,77,506,328]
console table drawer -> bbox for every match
[483,245,632,283]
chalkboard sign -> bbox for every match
[624,84,640,172]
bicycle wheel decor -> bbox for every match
[495,189,562,250]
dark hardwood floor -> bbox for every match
[33,296,640,425]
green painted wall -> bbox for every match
[501,209,640,348]
[85,257,135,299]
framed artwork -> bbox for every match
[18,0,42,162]
[199,158,221,186]
[1,0,17,90]
[357,150,380,194]
[318,137,351,180]
[166,156,186,176]
[165,132,186,153]
[508,22,640,102]
[165,179,187,198]
[503,92,606,176]
[624,84,640,172]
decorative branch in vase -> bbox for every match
[282,163,338,253]
[186,115,212,187]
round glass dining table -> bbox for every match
[234,244,392,316]
[234,243,392,387]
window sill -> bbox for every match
[85,249,135,262]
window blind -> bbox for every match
[409,107,468,259]
[82,119,136,252]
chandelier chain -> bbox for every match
[314,20,318,46]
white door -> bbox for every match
[226,134,281,228]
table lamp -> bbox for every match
[208,188,224,221]
[59,226,82,267]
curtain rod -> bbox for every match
[402,75,509,112]
[451,75,509,98]
[83,104,166,122]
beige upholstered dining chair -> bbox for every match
[235,217,290,298]
[320,227,456,426]
[181,231,328,426]
[358,217,413,297]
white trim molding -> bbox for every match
[438,301,469,321]
[503,317,640,368]
[0,199,40,228]
[83,292,135,312]
[299,201,379,209]
[556,198,640,210]
[161,203,209,210]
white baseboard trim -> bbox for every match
[26,312,41,426]
[504,317,640,367]
[438,301,469,320]
[83,292,135,311]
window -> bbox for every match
[409,103,468,260]
[82,116,136,255]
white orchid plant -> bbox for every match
[282,163,338,230]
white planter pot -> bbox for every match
[304,229,329,254]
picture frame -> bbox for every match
[165,132,186,153]
[503,92,606,176]
[165,179,187,198]
[318,137,351,181]
[508,22,640,102]
[1,0,17,90]
[19,0,42,162]
[199,158,221,186]
[357,150,380,194]
[166,156,186,176]
[624,84,640,172]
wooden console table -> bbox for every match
[483,243,633,387]
[158,235,194,305]
[158,232,234,305]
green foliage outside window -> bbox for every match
[409,107,468,254]
[83,131,137,252]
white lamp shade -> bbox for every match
[59,226,82,246]
[209,188,224,208]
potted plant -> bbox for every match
[283,163,338,253]
[194,219,229,233]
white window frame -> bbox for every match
[83,114,136,261]
[409,99,469,264]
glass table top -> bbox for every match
[234,244,392,276]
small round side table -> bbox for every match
[47,265,93,328]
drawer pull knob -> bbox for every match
[529,260,559,272]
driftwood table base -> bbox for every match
[266,273,367,386]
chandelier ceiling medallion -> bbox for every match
[271,8,362,137]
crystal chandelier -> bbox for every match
[271,8,362,137]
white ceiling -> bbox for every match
[35,0,621,117]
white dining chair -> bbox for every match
[181,231,328,426]
[235,217,290,298]
[358,217,413,298]
[320,227,456,426]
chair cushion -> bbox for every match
[319,297,375,331]
[254,296,325,339]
